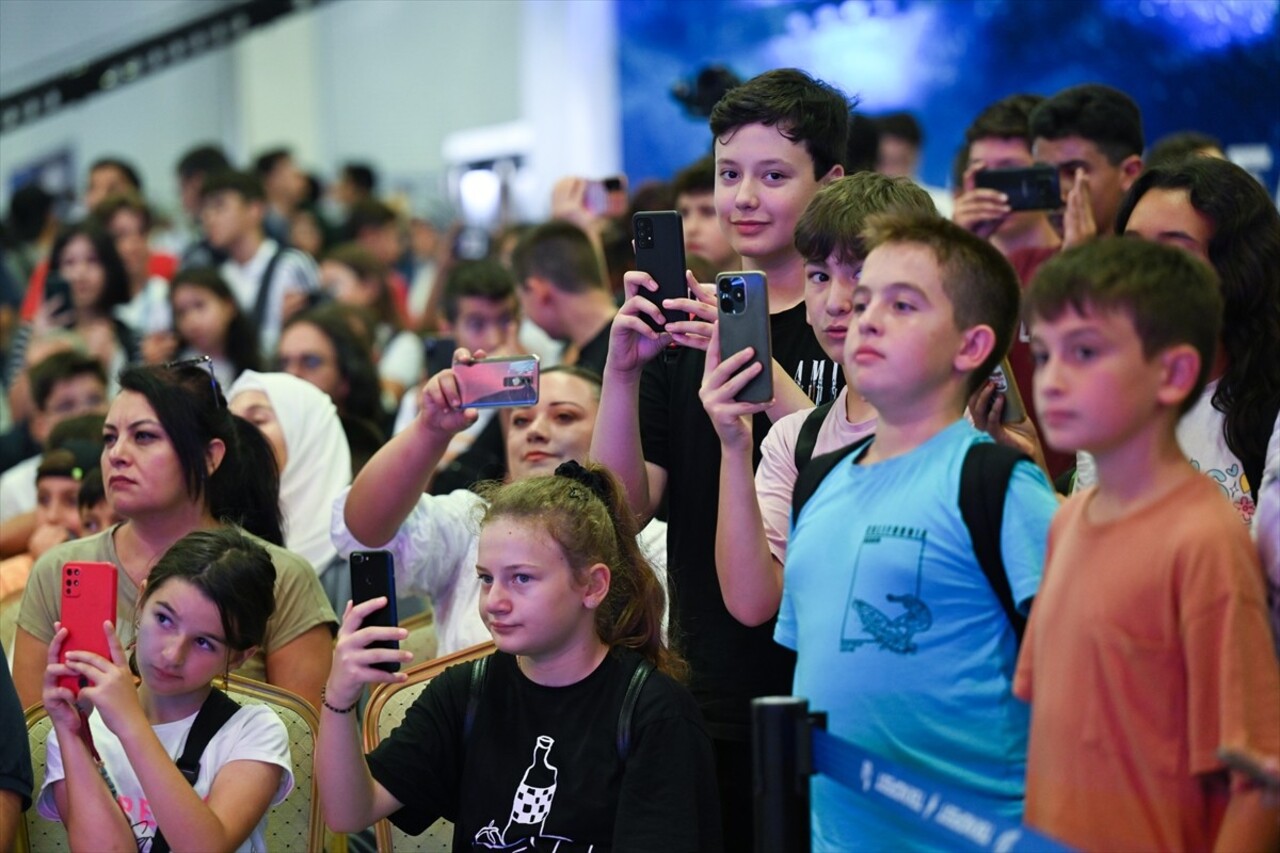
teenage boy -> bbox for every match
[701,172,935,626]
[200,170,319,354]
[779,212,1058,848]
[1030,83,1144,244]
[673,155,739,272]
[591,68,847,848]
[1015,238,1280,850]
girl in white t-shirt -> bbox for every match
[39,528,293,852]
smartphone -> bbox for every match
[585,175,628,217]
[1218,747,1280,791]
[58,561,118,695]
[988,358,1027,423]
[350,550,400,673]
[454,354,540,409]
[44,272,75,328]
[717,271,773,403]
[633,211,689,331]
[423,334,457,377]
[974,166,1061,211]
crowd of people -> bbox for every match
[1,66,1278,852]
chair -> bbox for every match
[18,676,325,853]
[362,641,495,853]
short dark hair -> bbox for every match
[441,259,517,323]
[342,163,378,194]
[863,212,1021,393]
[673,156,715,197]
[845,112,881,175]
[253,148,292,178]
[30,351,106,411]
[964,94,1045,150]
[1145,131,1223,169]
[200,170,265,203]
[345,200,398,237]
[91,192,153,233]
[8,184,55,242]
[873,112,923,146]
[176,144,231,180]
[46,413,106,454]
[709,68,850,179]
[510,220,605,294]
[1025,238,1222,413]
[90,158,142,193]
[795,172,937,267]
[77,466,106,511]
[49,222,131,311]
[140,528,277,652]
[324,242,399,329]
[1029,84,1144,164]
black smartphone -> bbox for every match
[350,550,400,673]
[44,272,74,326]
[974,166,1061,211]
[717,271,773,403]
[633,210,689,331]
[423,334,457,377]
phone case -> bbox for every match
[58,561,118,695]
[974,166,1061,211]
[350,550,400,673]
[717,271,773,403]
[633,211,689,330]
[454,355,540,409]
[989,359,1027,423]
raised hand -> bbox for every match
[324,598,411,710]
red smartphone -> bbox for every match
[58,561,118,695]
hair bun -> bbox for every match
[554,459,609,503]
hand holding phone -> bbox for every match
[58,562,118,695]
[988,359,1027,424]
[453,355,540,409]
[633,211,690,331]
[717,272,773,403]
[350,551,401,673]
[974,166,1061,211]
[585,176,628,217]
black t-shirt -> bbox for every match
[638,301,842,735]
[367,649,721,852]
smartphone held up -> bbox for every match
[633,210,690,331]
[453,355,540,409]
[350,550,400,673]
[58,561,118,695]
[717,271,773,404]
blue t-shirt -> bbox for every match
[778,420,1056,852]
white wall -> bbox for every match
[0,0,619,222]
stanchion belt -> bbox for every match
[811,728,1072,852]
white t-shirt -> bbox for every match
[40,702,294,852]
[0,453,38,524]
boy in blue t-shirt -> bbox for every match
[779,212,1058,850]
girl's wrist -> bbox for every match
[320,685,359,714]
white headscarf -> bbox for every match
[228,371,352,573]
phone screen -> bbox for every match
[454,355,540,409]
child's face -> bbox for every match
[59,235,107,311]
[845,242,967,411]
[715,123,838,266]
[136,578,242,694]
[172,284,236,354]
[476,517,604,662]
[1121,188,1214,264]
[80,499,119,536]
[33,374,108,445]
[804,251,864,363]
[36,476,82,535]
[1031,134,1137,233]
[106,208,150,281]
[677,190,734,269]
[200,191,257,250]
[448,296,518,354]
[1029,305,1171,455]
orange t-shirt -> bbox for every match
[1014,473,1280,850]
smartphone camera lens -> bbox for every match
[732,285,745,302]
[719,295,734,313]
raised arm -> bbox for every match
[699,323,786,626]
[345,357,480,546]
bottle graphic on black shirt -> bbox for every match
[501,735,558,844]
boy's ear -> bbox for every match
[581,563,611,610]
[525,276,555,305]
[819,163,845,185]
[1155,344,1202,409]
[954,324,997,375]
[205,438,226,477]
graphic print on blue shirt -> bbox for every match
[843,524,933,655]
[475,735,573,850]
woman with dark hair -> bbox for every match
[12,359,337,710]
[168,267,263,385]
[1109,157,1280,523]
[4,222,139,390]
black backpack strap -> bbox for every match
[959,442,1031,645]
[793,400,835,471]
[152,687,241,853]
[464,654,490,740]
[252,246,287,331]
[791,435,874,523]
[616,658,654,762]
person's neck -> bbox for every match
[563,291,618,351]
[517,635,610,687]
[1087,420,1192,524]
[229,231,265,265]
[840,368,877,425]
[860,390,962,464]
[992,215,1062,255]
[115,509,219,587]
[743,249,805,313]
[139,679,214,725]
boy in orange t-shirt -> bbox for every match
[1014,238,1280,850]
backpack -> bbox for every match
[791,429,1030,645]
[464,654,655,760]
[151,687,242,853]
